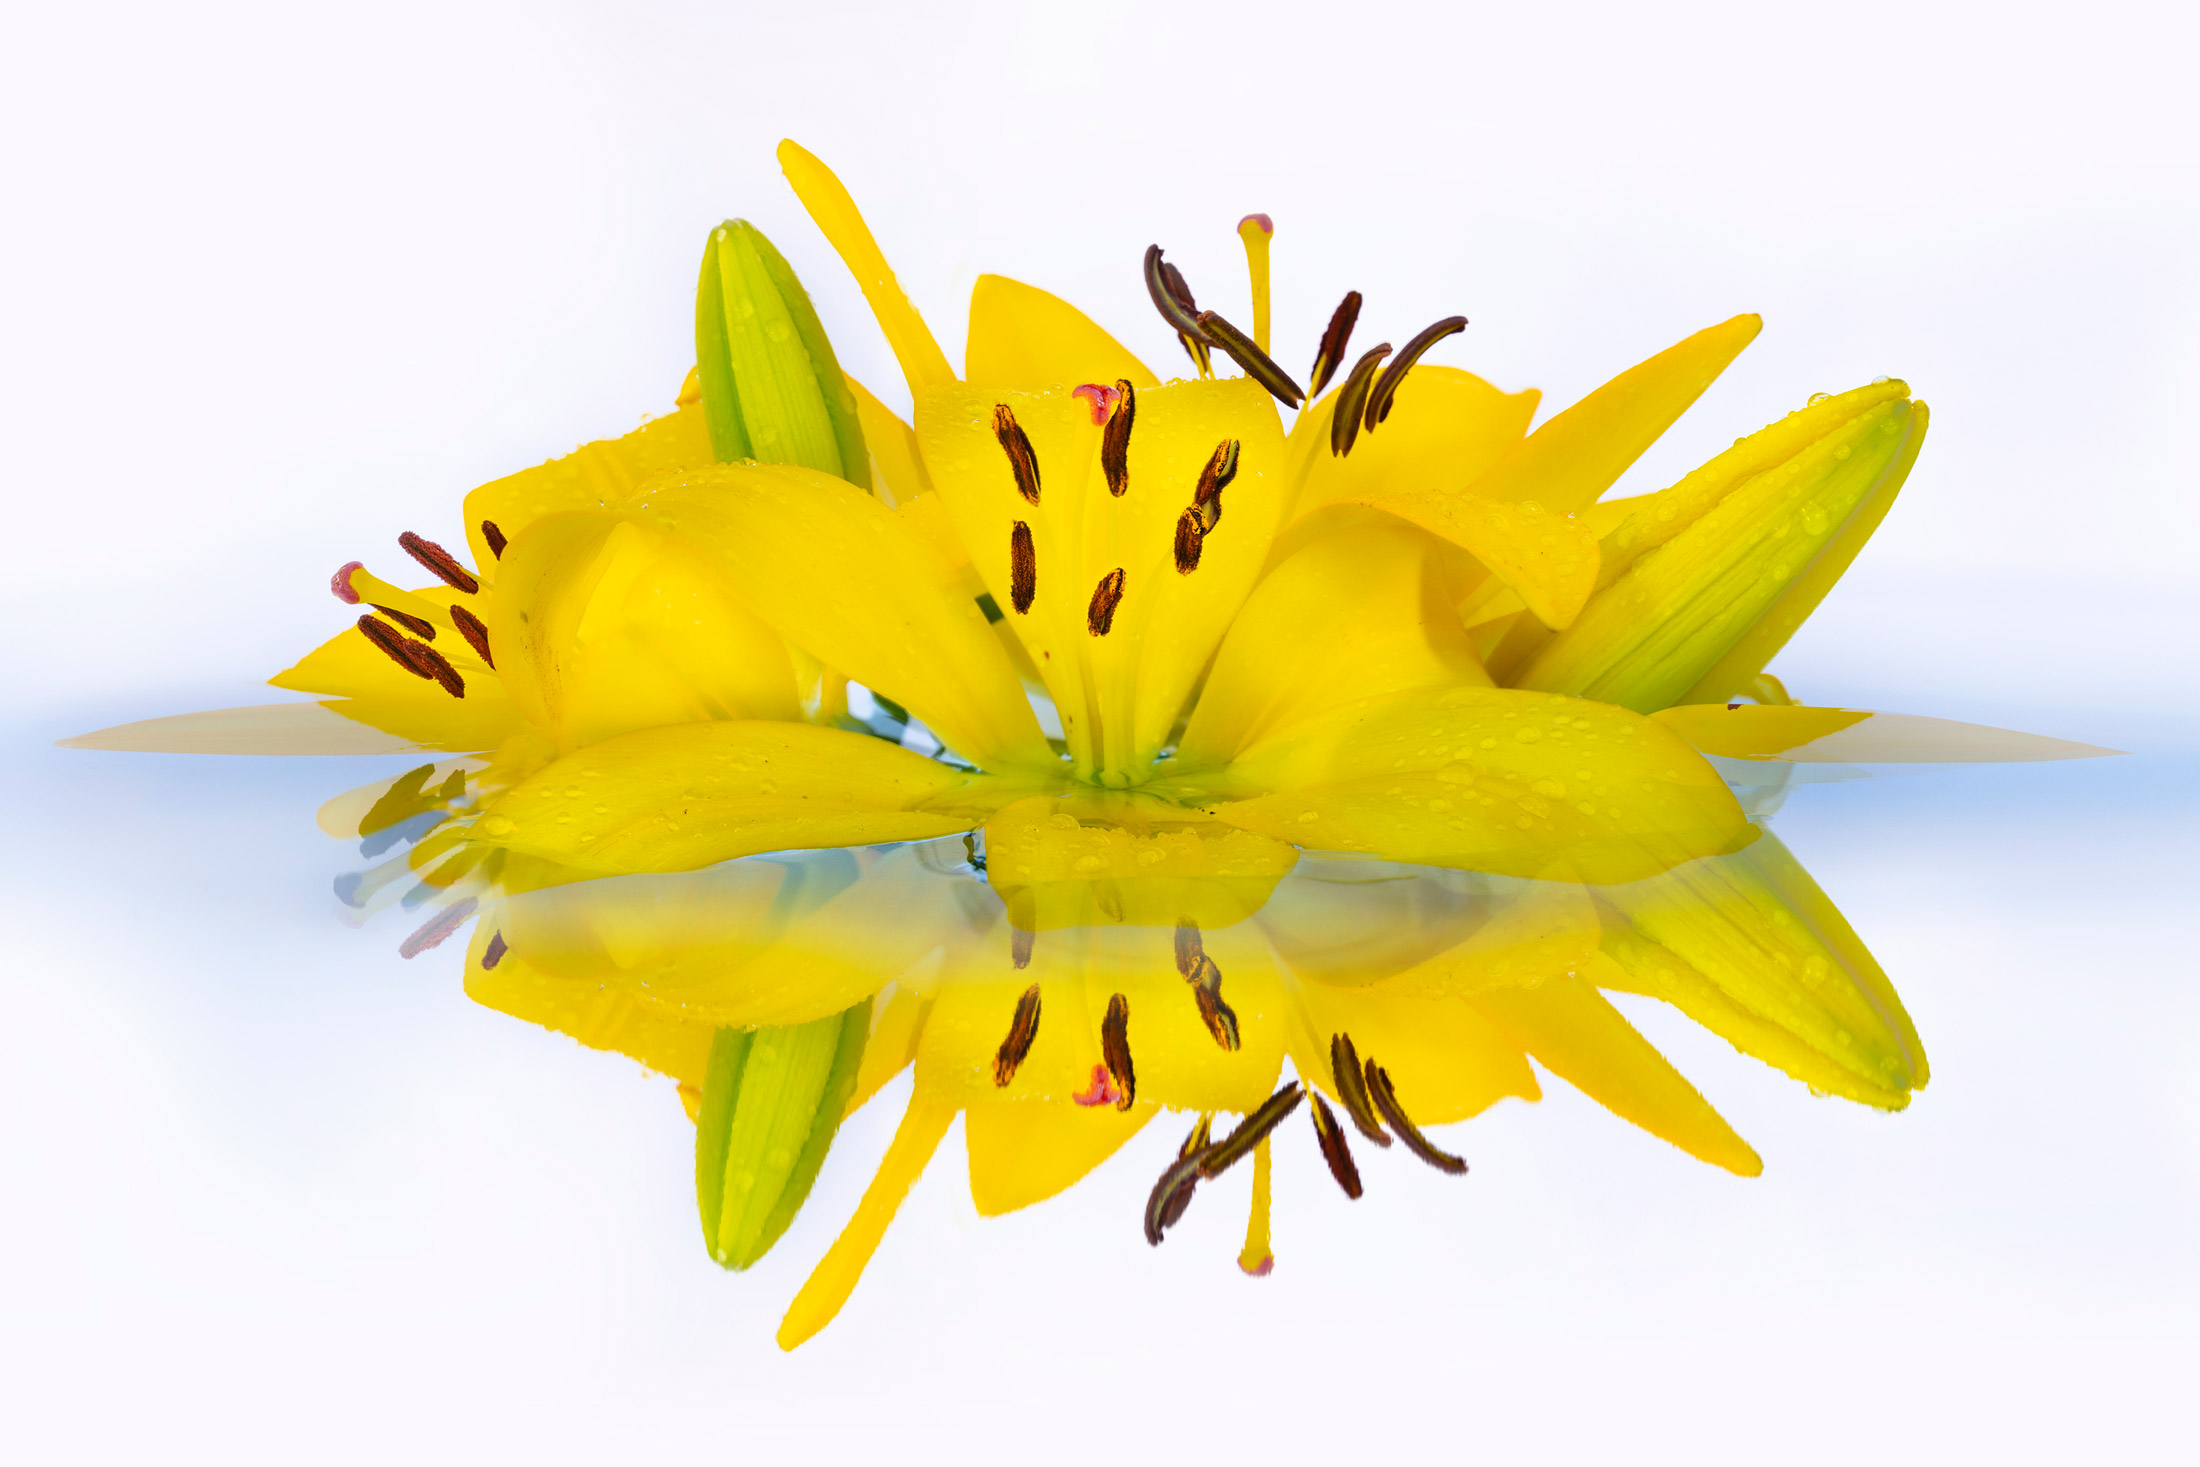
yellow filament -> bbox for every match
[776,1092,955,1350]
[1236,1135,1273,1275]
[344,567,451,627]
[1237,214,1274,355]
[777,140,956,399]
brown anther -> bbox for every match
[398,532,481,595]
[1101,992,1136,1111]
[1364,1058,1469,1174]
[1331,345,1392,457]
[481,931,508,970]
[357,615,434,679]
[1308,1092,1364,1199]
[1192,438,1239,532]
[1330,1032,1392,1146]
[1144,246,1214,346]
[373,605,437,640]
[1100,379,1135,496]
[1187,955,1240,1052]
[450,603,495,668]
[993,404,1042,505]
[1173,508,1204,574]
[399,897,476,960]
[1162,262,1214,373]
[1308,290,1363,398]
[1087,567,1125,636]
[480,519,509,560]
[1009,522,1037,614]
[1194,309,1305,407]
[412,641,466,698]
[1174,918,1204,978]
[1199,1083,1304,1179]
[993,983,1042,1087]
[1364,315,1467,431]
[1011,925,1035,969]
[1144,1144,1213,1245]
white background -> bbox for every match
[2,2,2195,1462]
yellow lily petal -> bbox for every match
[1179,518,1491,768]
[915,377,1288,781]
[461,912,716,1087]
[1467,314,1762,513]
[777,139,955,399]
[1471,972,1762,1175]
[1208,685,1749,884]
[964,273,1159,392]
[847,984,931,1118]
[1283,978,1539,1126]
[625,464,1052,772]
[477,721,997,874]
[459,404,712,569]
[1518,387,1925,712]
[966,1099,1156,1217]
[269,606,518,752]
[1287,366,1540,522]
[777,1090,954,1350]
[486,510,803,752]
[983,792,1299,931]
[1598,830,1926,1100]
[847,373,935,506]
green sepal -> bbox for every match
[693,219,871,490]
[694,998,873,1271]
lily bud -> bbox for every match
[695,998,872,1271]
[1517,383,1927,712]
[695,219,871,489]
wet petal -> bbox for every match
[268,608,520,752]
[460,404,712,568]
[982,793,1298,931]
[966,1099,1156,1217]
[965,274,1159,391]
[1287,365,1539,521]
[476,721,1002,874]
[848,374,935,506]
[460,915,719,1086]
[1207,685,1749,884]
[1179,518,1491,767]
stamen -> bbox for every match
[1175,920,1240,1051]
[1192,438,1238,531]
[1101,991,1136,1111]
[331,561,365,605]
[480,519,509,559]
[1364,1059,1469,1174]
[1194,310,1305,407]
[1330,1033,1392,1146]
[1100,379,1135,496]
[1070,382,1120,425]
[1308,290,1363,398]
[1161,262,1214,375]
[398,532,482,595]
[1012,925,1035,969]
[1199,1083,1304,1179]
[992,404,1042,504]
[1144,1145,1212,1246]
[375,606,437,640]
[1087,568,1125,636]
[450,603,495,668]
[1364,315,1468,431]
[1329,344,1392,458]
[1173,509,1204,574]
[1237,1135,1274,1276]
[481,930,508,970]
[1009,522,1037,614]
[1308,1092,1364,1199]
[399,897,476,959]
[993,983,1042,1086]
[1236,213,1274,355]
[357,615,433,678]
[1158,1115,1212,1230]
[1143,245,1215,348]
[1174,918,1202,976]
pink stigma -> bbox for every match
[1239,213,1273,236]
[1071,383,1120,426]
[331,562,364,604]
[1071,1063,1121,1108]
[1239,1253,1274,1277]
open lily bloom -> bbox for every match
[67,139,2117,1348]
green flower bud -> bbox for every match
[694,998,872,1271]
[696,219,871,489]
